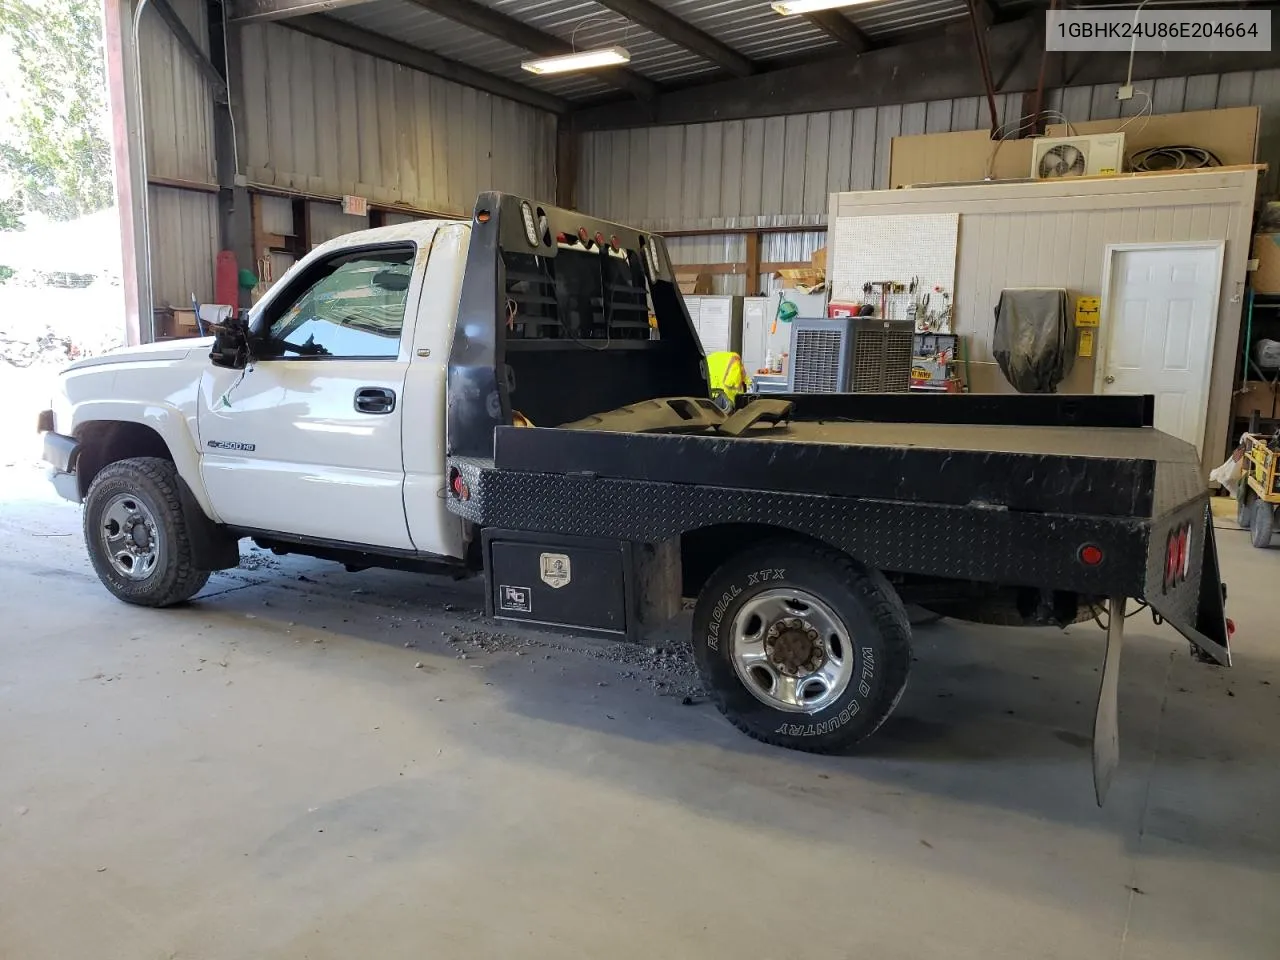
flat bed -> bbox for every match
[440,195,1231,801]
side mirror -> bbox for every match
[209,310,253,369]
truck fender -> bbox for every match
[70,399,219,521]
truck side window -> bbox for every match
[265,246,415,359]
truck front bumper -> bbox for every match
[39,413,81,503]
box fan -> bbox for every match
[1031,133,1126,179]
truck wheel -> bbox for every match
[1250,502,1275,549]
[83,457,211,606]
[1237,489,1256,528]
[692,542,911,753]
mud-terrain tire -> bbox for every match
[84,457,211,606]
[692,541,911,754]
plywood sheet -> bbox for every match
[1046,106,1259,168]
[890,129,1033,188]
[890,106,1260,188]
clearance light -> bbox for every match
[522,46,630,75]
[641,237,659,278]
[1079,544,1104,567]
[520,201,539,246]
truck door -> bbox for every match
[198,242,421,550]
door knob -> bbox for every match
[1104,376,1116,385]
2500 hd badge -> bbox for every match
[207,440,256,452]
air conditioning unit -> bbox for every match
[1031,133,1126,180]
[789,318,915,393]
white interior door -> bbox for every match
[1099,244,1223,454]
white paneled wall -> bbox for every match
[830,170,1257,462]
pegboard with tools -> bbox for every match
[829,213,959,332]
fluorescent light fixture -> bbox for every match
[772,0,878,15]
[521,46,630,75]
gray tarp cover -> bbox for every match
[992,288,1076,394]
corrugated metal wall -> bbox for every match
[134,9,556,308]
[138,0,219,306]
[579,69,1280,295]
[147,187,219,308]
[238,22,557,215]
[139,0,216,184]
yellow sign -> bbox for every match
[1078,329,1096,358]
[1075,296,1101,328]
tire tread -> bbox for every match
[84,457,211,606]
[696,540,911,754]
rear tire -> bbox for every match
[84,457,211,606]
[1251,502,1275,549]
[691,541,911,754]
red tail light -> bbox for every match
[1079,544,1104,566]
[448,468,470,501]
[1164,523,1193,591]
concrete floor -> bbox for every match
[2,460,1279,960]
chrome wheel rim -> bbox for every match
[99,493,161,580]
[729,588,854,714]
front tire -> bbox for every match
[692,541,911,754]
[1237,488,1256,529]
[84,457,211,606]
[1251,502,1275,549]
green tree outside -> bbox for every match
[0,0,113,227]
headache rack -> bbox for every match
[502,242,651,344]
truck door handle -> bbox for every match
[354,387,396,414]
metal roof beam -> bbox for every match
[228,0,381,23]
[285,14,571,114]
[570,12,1280,129]
[592,0,757,77]
[804,11,871,53]
[406,0,662,101]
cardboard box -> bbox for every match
[811,246,827,273]
[890,106,1260,188]
[1253,234,1280,294]
[775,269,824,292]
[1234,380,1280,421]
[677,272,714,295]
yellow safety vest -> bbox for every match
[707,351,750,410]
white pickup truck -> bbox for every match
[39,193,1231,794]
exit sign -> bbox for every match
[342,194,369,217]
